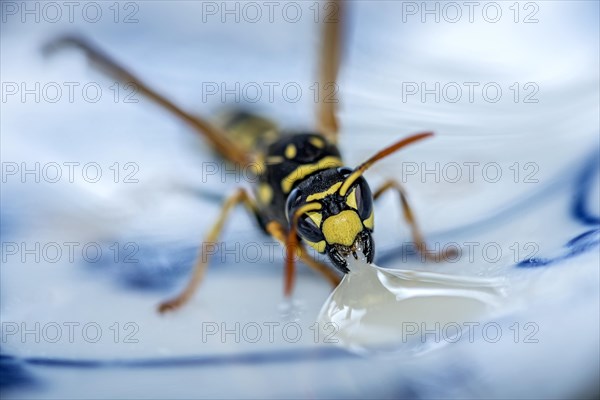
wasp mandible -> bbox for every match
[45,0,453,313]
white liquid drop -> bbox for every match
[317,256,508,353]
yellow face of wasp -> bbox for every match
[321,210,364,247]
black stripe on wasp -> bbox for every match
[44,0,454,314]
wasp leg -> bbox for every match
[158,188,258,313]
[43,36,250,166]
[374,180,457,262]
[265,221,340,296]
[316,0,344,144]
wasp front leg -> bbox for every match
[158,188,258,313]
[373,179,457,262]
[265,221,341,296]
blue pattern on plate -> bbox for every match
[0,354,39,392]
[518,152,600,267]
[573,151,600,225]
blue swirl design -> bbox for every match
[572,151,600,225]
[0,353,38,392]
[518,152,600,267]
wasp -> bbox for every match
[45,0,453,313]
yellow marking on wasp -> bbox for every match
[281,156,343,193]
[257,183,273,204]
[249,153,266,175]
[306,181,342,202]
[363,210,374,230]
[322,210,363,246]
[266,156,284,165]
[304,239,326,253]
[339,169,363,196]
[309,137,325,148]
[346,187,358,210]
[285,144,297,159]
[306,211,323,227]
[228,127,256,152]
[264,129,278,142]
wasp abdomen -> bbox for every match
[216,110,280,155]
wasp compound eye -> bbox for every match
[297,212,325,243]
[285,187,307,223]
[344,178,374,224]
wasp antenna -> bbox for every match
[339,132,434,196]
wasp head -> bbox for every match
[285,167,375,273]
